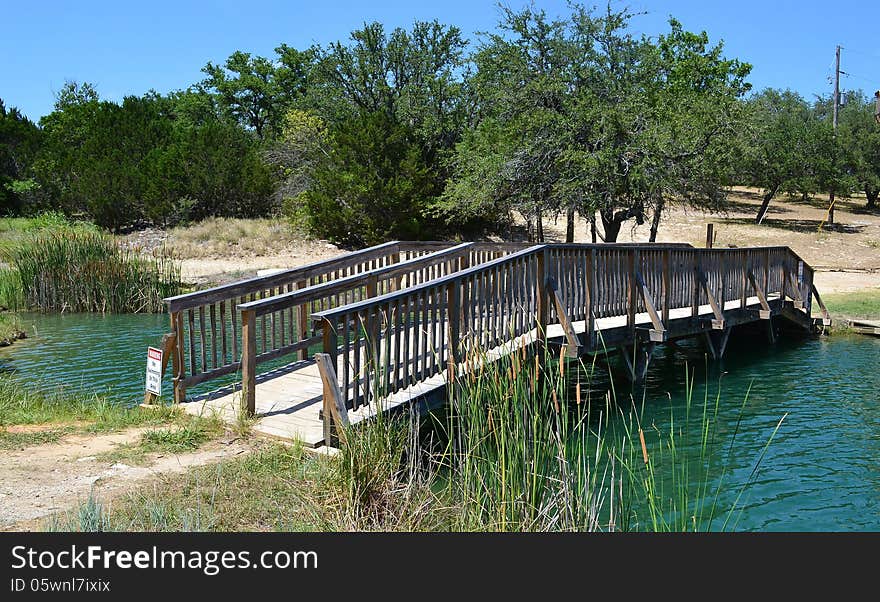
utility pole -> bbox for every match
[828,45,841,225]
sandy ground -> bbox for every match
[533,187,880,294]
[0,426,254,530]
[159,188,880,294]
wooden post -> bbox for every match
[389,250,402,291]
[706,223,714,248]
[627,250,637,330]
[364,275,379,394]
[586,249,595,345]
[171,311,186,404]
[692,253,701,318]
[316,352,349,447]
[536,248,549,356]
[446,279,461,383]
[241,309,257,416]
[782,254,790,302]
[662,249,671,326]
[741,251,749,310]
[296,280,309,361]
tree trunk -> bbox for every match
[866,186,878,209]
[649,199,664,243]
[755,184,779,224]
[535,207,544,243]
[600,208,622,242]
[589,213,597,243]
[565,207,575,243]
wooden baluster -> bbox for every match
[536,249,549,357]
[209,303,218,369]
[187,309,197,375]
[219,301,228,365]
[662,249,671,325]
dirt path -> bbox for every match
[0,427,254,530]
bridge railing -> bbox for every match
[234,241,532,413]
[310,243,816,436]
[161,240,461,402]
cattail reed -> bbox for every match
[1,229,181,313]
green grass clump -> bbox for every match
[0,311,23,341]
[98,418,226,466]
[822,288,880,320]
[0,374,180,440]
[0,228,181,312]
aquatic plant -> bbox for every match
[0,229,180,313]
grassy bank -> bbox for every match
[822,288,880,320]
[0,374,210,450]
[0,213,181,313]
[0,312,25,344]
[45,347,782,532]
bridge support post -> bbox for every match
[620,342,656,383]
[536,247,549,360]
[704,327,732,360]
[297,280,309,361]
[170,311,186,404]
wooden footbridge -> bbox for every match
[155,240,830,447]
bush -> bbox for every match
[301,111,439,247]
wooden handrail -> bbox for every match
[164,240,403,313]
[236,242,528,414]
[160,239,473,403]
[308,244,815,433]
[311,245,546,327]
[238,243,474,316]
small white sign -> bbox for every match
[146,347,163,396]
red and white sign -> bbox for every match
[145,347,163,396]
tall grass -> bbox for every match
[0,229,181,313]
[44,344,784,533]
[332,342,784,532]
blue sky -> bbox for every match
[3,0,878,121]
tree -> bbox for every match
[0,100,41,214]
[740,89,832,223]
[442,5,574,241]
[838,90,880,209]
[201,49,314,140]
[444,5,751,242]
[299,20,470,244]
[303,111,437,246]
[265,108,329,202]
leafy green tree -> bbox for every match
[142,119,275,225]
[303,111,437,246]
[298,20,470,243]
[201,46,315,140]
[837,90,880,209]
[442,6,572,241]
[0,99,41,214]
[740,89,831,223]
[444,5,750,242]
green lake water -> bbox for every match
[1,312,878,531]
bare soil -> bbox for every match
[144,188,880,293]
[0,427,256,530]
[535,187,880,294]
